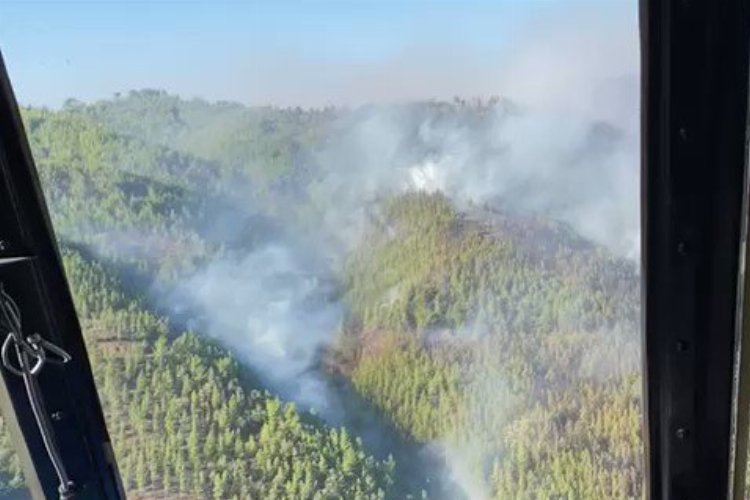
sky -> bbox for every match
[0,0,637,108]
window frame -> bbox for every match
[640,0,750,498]
[0,53,124,500]
[0,1,749,497]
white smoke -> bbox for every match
[173,244,342,414]
[309,101,638,259]
[437,443,492,500]
[117,6,639,499]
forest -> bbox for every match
[0,90,643,499]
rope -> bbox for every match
[0,284,75,499]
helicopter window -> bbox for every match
[0,2,643,499]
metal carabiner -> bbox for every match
[1,333,44,377]
[0,286,76,500]
[27,334,71,366]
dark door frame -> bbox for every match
[641,0,750,498]
[0,0,750,498]
[0,54,125,500]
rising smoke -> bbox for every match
[176,244,342,412]
[147,7,640,500]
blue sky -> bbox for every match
[0,1,637,108]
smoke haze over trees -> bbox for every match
[0,4,645,499]
[0,87,642,499]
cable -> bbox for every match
[0,284,75,499]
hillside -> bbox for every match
[0,93,642,499]
[338,192,641,498]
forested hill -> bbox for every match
[0,93,642,499]
[1,105,397,498]
[67,89,335,184]
[65,247,395,499]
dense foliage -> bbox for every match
[341,192,642,499]
[70,250,395,499]
[0,92,645,499]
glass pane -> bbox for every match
[0,407,29,499]
[0,1,642,498]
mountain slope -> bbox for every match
[0,95,644,499]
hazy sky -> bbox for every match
[0,0,637,108]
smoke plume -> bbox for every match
[126,6,640,499]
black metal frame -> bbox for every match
[0,54,124,499]
[641,0,750,498]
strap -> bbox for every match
[0,284,75,499]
